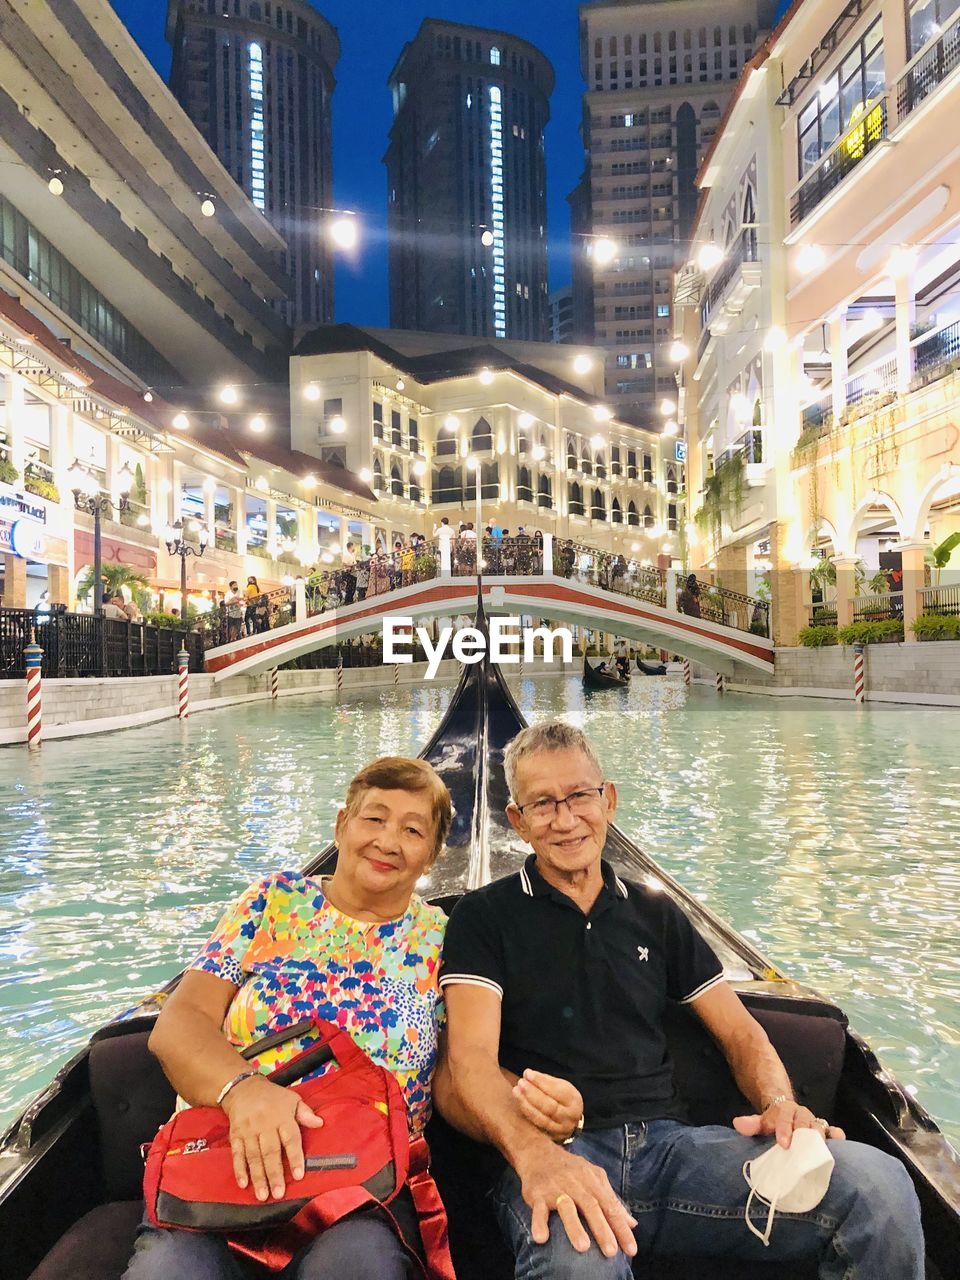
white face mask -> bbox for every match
[742,1128,835,1247]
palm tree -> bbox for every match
[926,532,960,585]
[77,564,151,613]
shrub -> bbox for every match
[0,457,19,486]
[798,625,839,648]
[912,612,960,641]
[23,475,60,503]
[836,619,903,645]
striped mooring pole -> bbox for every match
[177,648,190,720]
[24,641,43,750]
[683,658,691,687]
[394,660,400,687]
[336,650,343,696]
[270,668,279,701]
[853,641,865,704]
[715,670,724,695]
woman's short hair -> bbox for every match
[344,757,453,858]
[503,720,603,801]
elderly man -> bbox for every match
[436,719,923,1280]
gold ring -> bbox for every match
[816,1117,830,1130]
[555,1193,573,1208]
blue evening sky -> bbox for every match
[111,1,791,327]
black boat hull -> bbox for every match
[637,657,668,675]
[583,654,630,689]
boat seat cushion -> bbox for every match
[27,1200,143,1280]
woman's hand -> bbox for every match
[222,1074,324,1201]
[512,1068,584,1142]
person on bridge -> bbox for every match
[341,542,358,606]
[678,573,702,618]
[435,720,924,1280]
[224,582,244,642]
[244,577,260,636]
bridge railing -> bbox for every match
[0,608,204,679]
[555,540,667,608]
[692,579,770,638]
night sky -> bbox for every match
[110,0,586,325]
[111,1,791,327]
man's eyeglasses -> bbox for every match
[515,786,606,824]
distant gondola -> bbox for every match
[637,656,668,675]
[2,612,958,1280]
[582,652,630,689]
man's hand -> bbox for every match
[222,1074,324,1201]
[516,1140,638,1259]
[734,1099,846,1149]
[512,1069,583,1142]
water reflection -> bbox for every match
[1,678,958,1146]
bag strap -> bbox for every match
[237,1018,366,1088]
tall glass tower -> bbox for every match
[167,0,340,328]
[386,20,554,341]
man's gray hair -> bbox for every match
[503,719,604,801]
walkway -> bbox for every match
[205,535,773,681]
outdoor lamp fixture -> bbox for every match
[592,404,613,422]
[662,420,679,437]
[328,214,358,250]
[68,458,133,615]
[329,415,346,434]
[48,173,65,197]
[219,384,239,405]
[171,412,190,431]
[304,382,321,401]
[480,228,495,247]
[443,413,459,432]
[164,519,209,625]
[572,354,593,375]
[660,398,677,416]
[697,243,724,271]
[478,367,495,385]
[200,197,216,218]
[590,236,617,265]
[669,340,690,362]
[248,415,268,434]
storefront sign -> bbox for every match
[10,519,48,559]
[674,440,687,463]
[0,490,47,524]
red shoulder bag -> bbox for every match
[143,1018,455,1278]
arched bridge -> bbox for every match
[204,535,773,682]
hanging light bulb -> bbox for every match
[329,415,346,434]
[48,175,64,197]
[697,243,724,271]
[249,415,268,433]
[143,390,154,403]
[660,398,677,416]
[200,197,216,218]
[219,384,239,405]
[592,237,616,265]
[443,413,459,432]
[669,340,690,362]
[572,354,593,375]
[395,377,405,392]
[481,229,494,247]
[304,382,321,401]
[478,367,495,385]
[171,412,190,431]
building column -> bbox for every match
[105,434,119,499]
[7,375,26,475]
[897,541,928,643]
[300,506,319,566]
[235,487,248,556]
[203,479,216,545]
[266,498,278,558]
[828,308,848,420]
[1,553,27,607]
[894,267,916,394]
[47,563,70,606]
[716,543,749,598]
[768,520,805,646]
[832,555,860,627]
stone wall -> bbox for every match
[0,657,571,746]
[695,641,960,706]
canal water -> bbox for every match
[1,676,958,1147]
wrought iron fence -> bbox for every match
[0,609,204,679]
[691,579,770,637]
[451,535,543,577]
[853,592,903,622]
[912,318,960,383]
[808,606,838,627]
[897,13,960,119]
[845,356,897,406]
[919,583,960,617]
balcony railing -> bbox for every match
[853,592,903,622]
[845,356,897,406]
[897,12,960,120]
[912,318,960,385]
[790,97,888,226]
[919,582,960,617]
[0,609,204,679]
[699,229,759,328]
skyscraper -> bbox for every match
[575,0,774,428]
[385,20,554,342]
[166,0,340,329]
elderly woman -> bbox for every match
[125,756,453,1280]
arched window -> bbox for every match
[432,465,461,504]
[409,476,421,503]
[580,445,592,476]
[390,463,403,497]
[435,435,456,456]
[373,458,383,492]
[594,451,606,479]
[249,1,261,18]
[481,461,500,499]
[472,417,493,451]
[569,482,584,516]
[591,488,606,521]
[537,473,552,509]
[490,46,501,65]
[567,439,577,470]
[666,465,678,494]
[612,498,622,524]
[627,501,640,526]
[517,466,533,502]
[742,185,757,260]
[667,502,678,531]
[643,504,654,528]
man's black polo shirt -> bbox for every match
[440,855,724,1128]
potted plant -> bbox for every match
[0,457,18,486]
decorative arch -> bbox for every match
[627,500,640,527]
[841,490,907,556]
[472,417,493,450]
[373,457,383,492]
[569,482,584,516]
[643,504,654,528]
[390,462,403,497]
[742,184,757,258]
[612,497,623,524]
[591,488,606,521]
[904,462,960,543]
[517,466,532,501]
[537,473,552,509]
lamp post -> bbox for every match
[163,519,209,626]
[68,458,134,614]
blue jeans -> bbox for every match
[123,1213,411,1279]
[493,1120,924,1280]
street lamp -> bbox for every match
[164,519,209,624]
[68,457,133,614]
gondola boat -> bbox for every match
[2,628,959,1280]
[636,657,668,676]
[582,652,630,689]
